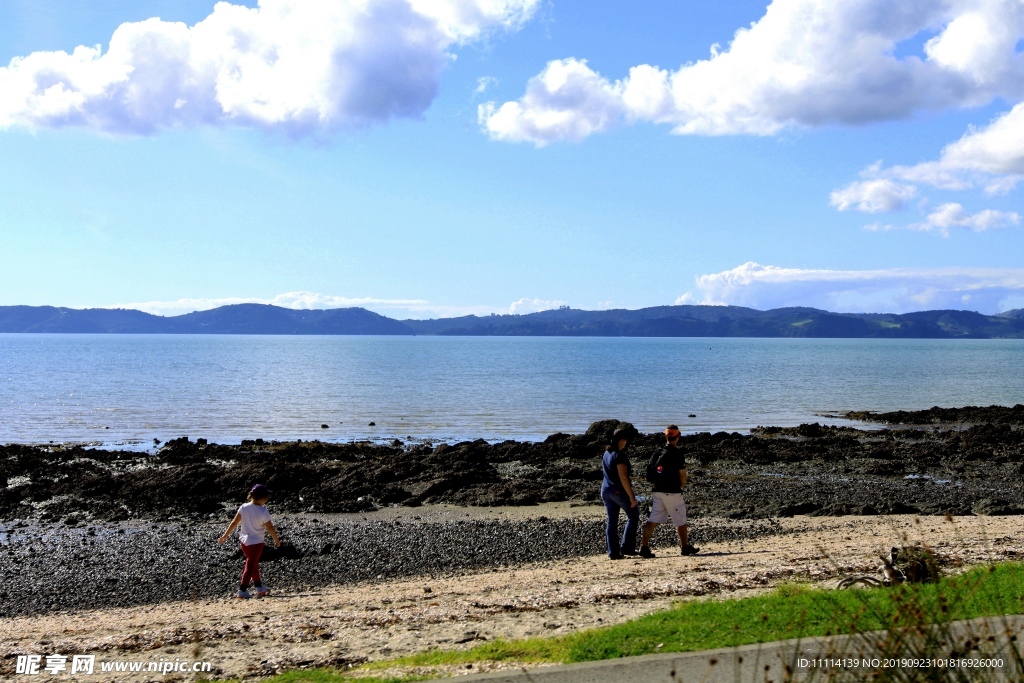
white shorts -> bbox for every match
[649,492,687,527]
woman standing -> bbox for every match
[601,427,639,559]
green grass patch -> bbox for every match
[383,562,1024,668]
[214,671,432,683]
[245,562,1024,682]
[565,564,1024,662]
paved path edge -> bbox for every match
[432,615,1024,682]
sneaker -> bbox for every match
[639,546,655,559]
[609,553,624,560]
[620,548,639,556]
[681,544,700,556]
[253,585,270,597]
[236,589,252,599]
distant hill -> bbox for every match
[171,304,414,335]
[402,305,1024,338]
[0,304,413,335]
[1,303,1023,338]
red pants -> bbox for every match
[240,542,264,587]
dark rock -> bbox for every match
[584,419,637,443]
[973,498,1024,516]
[774,502,821,517]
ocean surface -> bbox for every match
[1,335,1022,447]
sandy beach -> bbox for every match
[2,513,1022,681]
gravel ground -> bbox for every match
[0,507,783,617]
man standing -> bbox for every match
[639,425,699,557]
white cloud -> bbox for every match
[863,202,1021,235]
[684,261,1024,314]
[481,0,1024,145]
[831,103,1024,221]
[868,101,1024,193]
[0,0,538,135]
[508,297,568,314]
[941,102,1024,176]
[478,58,625,145]
[983,175,1022,196]
[830,178,917,213]
[912,202,1020,235]
[674,292,695,305]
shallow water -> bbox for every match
[1,334,1022,445]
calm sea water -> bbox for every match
[0,335,1022,447]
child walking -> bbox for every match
[219,483,281,599]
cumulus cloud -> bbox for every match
[940,102,1024,177]
[833,102,1024,220]
[508,297,568,314]
[0,0,538,135]
[860,101,1024,195]
[680,261,1024,314]
[482,0,1024,145]
[830,178,917,213]
[479,58,626,145]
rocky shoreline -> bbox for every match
[1,404,1023,616]
[3,405,1023,523]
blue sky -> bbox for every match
[1,0,1023,317]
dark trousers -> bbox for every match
[601,488,639,557]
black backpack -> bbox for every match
[645,449,668,484]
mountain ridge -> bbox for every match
[2,303,1023,337]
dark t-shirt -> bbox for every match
[651,444,686,494]
[601,449,631,491]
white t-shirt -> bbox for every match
[237,502,272,546]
